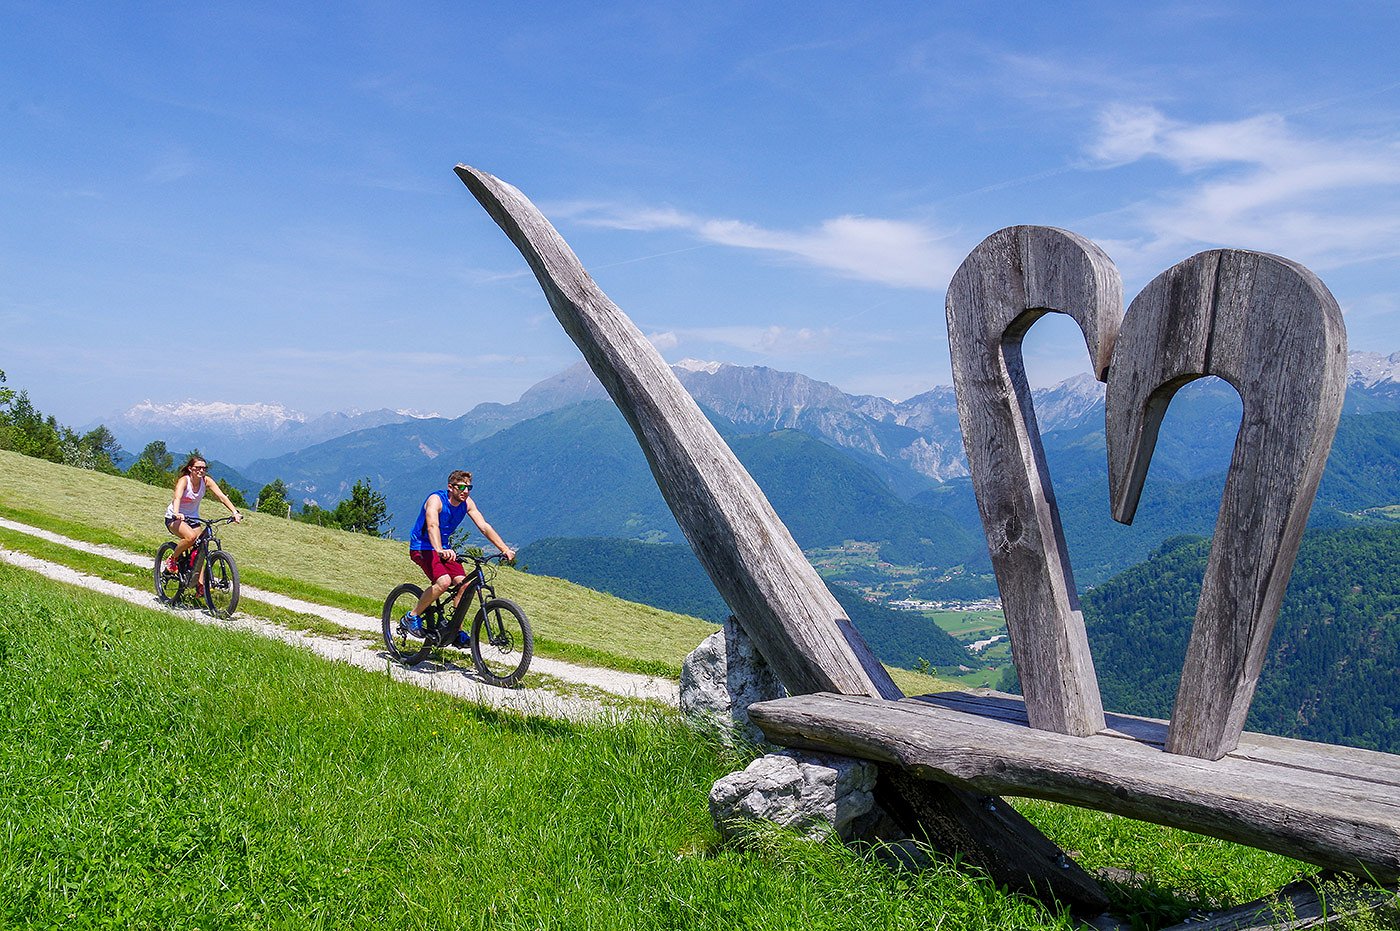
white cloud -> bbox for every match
[1087,105,1400,272]
[563,203,958,290]
[646,330,679,350]
[663,324,836,357]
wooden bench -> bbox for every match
[455,166,1397,907]
[750,689,1400,882]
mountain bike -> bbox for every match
[382,553,533,687]
[154,515,241,619]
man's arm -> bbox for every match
[467,500,515,561]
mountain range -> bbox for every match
[96,400,439,464]
[118,350,1400,598]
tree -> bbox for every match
[62,425,122,473]
[257,479,291,517]
[139,441,174,473]
[127,439,175,487]
[0,390,63,461]
[332,478,391,537]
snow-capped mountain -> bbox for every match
[99,401,436,467]
[1348,351,1400,391]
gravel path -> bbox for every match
[0,517,680,718]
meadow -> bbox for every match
[0,562,1328,931]
[3,450,1395,928]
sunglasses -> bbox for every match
[454,482,472,492]
[191,465,207,472]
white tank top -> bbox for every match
[166,475,206,520]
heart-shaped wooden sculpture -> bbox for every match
[949,229,1347,759]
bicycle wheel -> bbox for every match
[470,598,533,687]
[382,583,433,666]
[203,550,240,618]
[154,542,183,605]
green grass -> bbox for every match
[5,451,1395,928]
[0,451,965,689]
[0,449,718,670]
[1,562,1100,931]
[925,609,1006,642]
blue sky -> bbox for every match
[3,1,1398,426]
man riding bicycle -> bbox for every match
[403,469,515,646]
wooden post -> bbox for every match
[456,165,896,699]
[946,226,1119,736]
[1105,249,1347,760]
[455,167,1108,911]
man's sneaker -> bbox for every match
[402,612,425,637]
[164,557,179,574]
[453,629,471,649]
[196,581,206,598]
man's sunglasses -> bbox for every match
[454,482,472,492]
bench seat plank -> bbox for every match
[916,691,1400,788]
[748,691,1400,881]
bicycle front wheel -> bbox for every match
[470,598,533,687]
[382,583,433,666]
[203,551,240,618]
[154,542,182,605]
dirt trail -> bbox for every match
[0,517,680,717]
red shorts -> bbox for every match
[411,548,467,584]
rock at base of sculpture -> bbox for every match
[680,615,786,743]
[709,750,878,843]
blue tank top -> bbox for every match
[409,490,468,551]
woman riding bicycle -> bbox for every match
[163,454,242,573]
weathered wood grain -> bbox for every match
[947,226,1121,736]
[456,167,1107,911]
[1105,250,1347,760]
[456,164,895,700]
[914,690,1400,787]
[750,692,1400,882]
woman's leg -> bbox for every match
[170,519,200,560]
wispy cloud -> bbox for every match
[646,324,836,357]
[145,148,201,184]
[1087,105,1400,272]
[561,203,959,290]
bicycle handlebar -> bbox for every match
[184,515,240,528]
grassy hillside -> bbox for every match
[0,449,956,695]
[0,564,1068,929]
[1,560,1340,930]
[0,448,714,672]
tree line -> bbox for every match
[0,368,389,537]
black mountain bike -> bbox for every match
[154,516,241,619]
[382,553,533,688]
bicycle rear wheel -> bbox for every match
[382,583,433,666]
[154,542,183,605]
[470,598,533,687]
[203,550,240,618]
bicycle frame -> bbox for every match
[432,557,500,644]
[182,516,233,581]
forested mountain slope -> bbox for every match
[1085,525,1400,753]
[518,536,973,670]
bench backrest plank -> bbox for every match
[1105,250,1347,759]
[946,226,1120,736]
